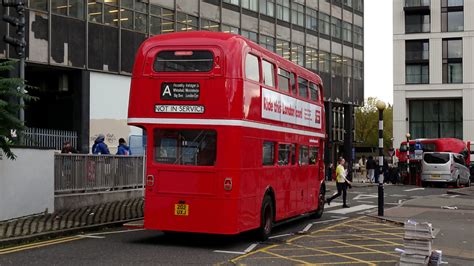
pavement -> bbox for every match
[0,198,144,247]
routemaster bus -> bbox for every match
[128,31,326,240]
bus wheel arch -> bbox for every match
[311,182,326,219]
[257,189,275,241]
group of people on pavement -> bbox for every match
[60,134,131,155]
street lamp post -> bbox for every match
[406,133,411,184]
[376,100,386,216]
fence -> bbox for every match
[54,154,144,194]
[19,128,78,150]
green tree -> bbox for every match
[355,97,393,151]
[0,60,36,160]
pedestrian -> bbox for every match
[61,141,78,154]
[116,138,131,155]
[92,134,110,154]
[366,155,376,183]
[326,157,351,208]
[326,162,333,181]
[359,155,367,182]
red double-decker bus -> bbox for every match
[128,31,326,239]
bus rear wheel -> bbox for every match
[311,187,325,219]
[257,195,274,241]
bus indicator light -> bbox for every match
[224,178,232,191]
[146,175,155,186]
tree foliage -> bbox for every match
[355,97,393,150]
[0,60,36,160]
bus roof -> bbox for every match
[133,31,322,85]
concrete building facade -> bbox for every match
[1,0,364,165]
[393,0,474,148]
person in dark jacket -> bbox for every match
[61,141,78,154]
[366,156,376,183]
[92,134,110,154]
[116,138,131,155]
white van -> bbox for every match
[421,152,471,187]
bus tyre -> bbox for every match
[257,195,274,241]
[311,187,325,219]
[421,181,428,188]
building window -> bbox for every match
[223,0,239,5]
[443,38,462,83]
[353,60,363,80]
[319,51,330,73]
[409,99,462,139]
[405,13,430,33]
[29,0,48,11]
[442,0,463,32]
[291,2,304,27]
[405,0,430,7]
[331,17,342,39]
[319,12,330,36]
[405,40,429,84]
[353,0,363,11]
[221,24,239,34]
[259,35,275,52]
[241,30,258,42]
[52,0,85,19]
[305,47,318,70]
[276,0,290,22]
[201,19,220,31]
[353,25,363,46]
[306,8,317,31]
[177,13,198,32]
[150,6,175,35]
[242,0,258,11]
[260,0,275,17]
[291,44,304,67]
[342,22,352,43]
[276,39,290,60]
[343,0,352,8]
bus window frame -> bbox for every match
[262,59,276,88]
[245,52,262,83]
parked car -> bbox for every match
[421,152,471,187]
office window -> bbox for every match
[241,30,258,42]
[342,22,352,43]
[242,0,258,11]
[409,99,462,139]
[442,0,463,32]
[319,12,330,35]
[245,54,260,82]
[405,40,429,84]
[353,25,363,46]
[305,47,318,70]
[29,0,48,11]
[88,0,103,23]
[177,13,198,32]
[276,39,290,60]
[223,0,239,5]
[260,0,275,17]
[331,17,342,39]
[319,51,330,73]
[331,55,343,76]
[201,19,220,31]
[306,8,317,31]
[405,14,430,33]
[443,38,462,83]
[150,7,175,35]
[259,35,275,52]
[276,0,290,22]
[291,2,304,26]
[343,0,352,7]
[262,60,275,87]
[353,60,363,80]
[221,24,239,34]
[405,0,430,7]
[298,77,308,98]
[291,44,304,67]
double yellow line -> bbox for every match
[0,236,82,255]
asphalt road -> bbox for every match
[0,184,450,265]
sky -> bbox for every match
[364,0,393,104]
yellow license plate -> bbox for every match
[431,175,440,179]
[174,204,189,216]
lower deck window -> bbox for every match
[154,129,217,166]
[263,141,275,165]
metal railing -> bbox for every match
[54,154,144,194]
[20,128,78,150]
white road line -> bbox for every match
[77,235,106,239]
[355,200,375,204]
[244,243,258,253]
[87,228,145,236]
[301,223,313,232]
[398,199,404,204]
[268,233,293,239]
[404,188,425,192]
[386,203,400,205]
[325,202,343,209]
[353,194,378,200]
[390,194,407,197]
[327,204,377,214]
[450,195,459,198]
[213,250,246,255]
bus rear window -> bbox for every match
[154,129,217,166]
[154,50,214,72]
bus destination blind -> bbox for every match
[161,83,200,101]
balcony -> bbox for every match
[404,0,430,14]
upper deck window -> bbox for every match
[298,77,308,98]
[245,54,260,82]
[262,60,275,87]
[154,50,214,72]
[309,82,319,101]
[278,68,290,93]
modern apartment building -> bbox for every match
[1,0,364,164]
[393,0,474,147]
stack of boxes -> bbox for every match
[399,220,434,265]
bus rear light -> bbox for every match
[174,51,193,56]
[224,177,232,191]
[146,175,155,186]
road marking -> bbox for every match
[327,204,377,214]
[88,228,145,236]
[398,199,404,204]
[268,233,293,239]
[325,202,343,208]
[301,223,313,232]
[390,194,406,197]
[450,194,459,198]
[356,200,375,204]
[77,235,106,239]
[244,243,258,253]
[0,236,82,255]
[404,188,425,192]
[214,250,246,255]
[353,194,378,200]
